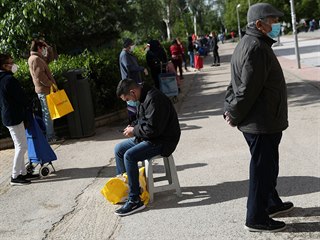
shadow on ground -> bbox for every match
[151,176,320,209]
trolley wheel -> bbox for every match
[39,166,51,178]
[26,163,34,174]
[172,96,179,104]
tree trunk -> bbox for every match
[163,5,171,40]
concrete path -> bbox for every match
[0,31,319,240]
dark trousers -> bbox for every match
[213,48,220,64]
[172,58,183,78]
[243,132,283,224]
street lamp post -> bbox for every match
[236,4,241,40]
[289,0,301,69]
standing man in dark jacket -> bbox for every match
[223,3,293,232]
[119,38,148,84]
[114,78,180,216]
[210,31,220,67]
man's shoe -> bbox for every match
[115,199,145,216]
[245,219,286,232]
[23,172,40,179]
[10,175,31,186]
[216,63,220,66]
[267,201,294,218]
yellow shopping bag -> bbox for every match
[46,85,74,120]
[100,167,150,205]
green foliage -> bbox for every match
[0,0,133,57]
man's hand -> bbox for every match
[123,125,134,137]
[144,68,148,76]
[224,111,236,127]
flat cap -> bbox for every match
[247,3,284,23]
[123,38,134,48]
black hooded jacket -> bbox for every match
[224,27,288,134]
[133,85,180,156]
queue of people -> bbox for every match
[113,3,294,233]
[0,2,295,233]
[0,39,60,186]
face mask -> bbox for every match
[11,64,18,74]
[127,100,137,106]
[42,47,48,57]
[129,45,135,52]
[267,23,281,38]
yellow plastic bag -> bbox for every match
[46,85,74,120]
[138,167,150,205]
[100,167,150,205]
[100,175,129,204]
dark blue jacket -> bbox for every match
[0,72,28,126]
[119,49,144,83]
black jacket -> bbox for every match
[187,40,194,52]
[133,85,181,156]
[0,72,28,127]
[224,27,288,134]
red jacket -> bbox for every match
[170,44,183,58]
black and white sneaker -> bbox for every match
[115,199,145,216]
[267,201,294,218]
[10,175,31,186]
[245,219,286,232]
[23,172,40,179]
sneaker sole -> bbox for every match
[10,182,31,186]
[269,206,294,218]
[114,204,146,217]
[244,225,286,232]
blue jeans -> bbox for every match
[243,132,283,224]
[114,138,163,200]
[188,51,194,68]
[37,93,55,140]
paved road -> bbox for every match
[0,32,319,240]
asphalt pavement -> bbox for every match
[0,31,319,240]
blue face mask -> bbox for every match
[127,100,137,106]
[267,23,281,38]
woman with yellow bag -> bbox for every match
[28,40,60,143]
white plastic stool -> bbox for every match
[144,154,182,203]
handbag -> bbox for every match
[46,84,74,120]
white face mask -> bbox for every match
[11,64,18,74]
[42,47,48,57]
[129,45,135,52]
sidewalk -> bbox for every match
[0,34,319,240]
[275,30,320,88]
